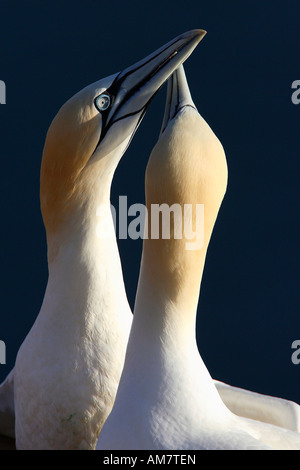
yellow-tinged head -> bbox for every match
[144,65,228,304]
[40,82,102,236]
[39,30,206,238]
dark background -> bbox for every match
[0,0,299,404]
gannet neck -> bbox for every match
[138,107,227,323]
[130,69,229,403]
[38,237,130,378]
[130,98,228,391]
[123,72,229,433]
[42,138,126,263]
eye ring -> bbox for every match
[95,93,111,112]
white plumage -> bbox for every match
[96,65,300,450]
[0,31,205,450]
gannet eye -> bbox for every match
[95,94,111,112]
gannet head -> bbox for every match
[40,30,206,239]
[144,65,227,302]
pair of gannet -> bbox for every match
[96,65,300,450]
[0,29,299,450]
[0,30,206,450]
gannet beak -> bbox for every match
[93,30,206,155]
[160,64,196,136]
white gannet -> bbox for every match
[0,30,206,450]
[96,65,300,450]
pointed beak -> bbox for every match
[160,64,196,136]
[98,30,206,146]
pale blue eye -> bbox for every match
[95,94,111,112]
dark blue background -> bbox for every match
[0,0,299,403]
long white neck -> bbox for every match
[123,238,227,427]
[121,109,229,416]
[48,218,127,323]
[38,155,132,336]
[133,235,206,348]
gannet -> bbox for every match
[0,30,206,450]
[96,65,300,450]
